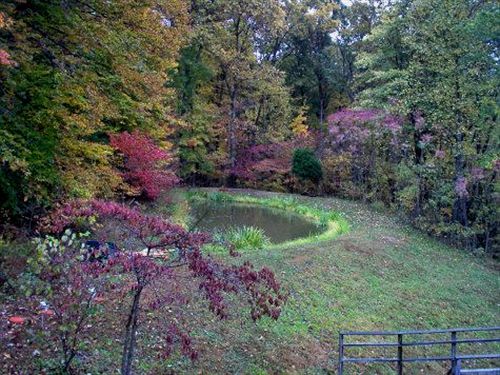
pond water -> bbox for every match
[189,201,322,244]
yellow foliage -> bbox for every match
[290,107,309,136]
[58,139,123,199]
[0,12,6,28]
[54,0,188,200]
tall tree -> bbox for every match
[279,1,340,127]
[175,0,292,179]
[0,0,189,219]
[334,0,388,100]
[354,0,499,251]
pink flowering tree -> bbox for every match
[324,108,403,202]
[327,109,402,153]
[0,49,15,66]
[41,199,285,375]
[109,131,179,200]
[325,107,498,252]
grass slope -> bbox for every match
[163,188,499,374]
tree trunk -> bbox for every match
[228,83,238,170]
[452,69,468,229]
[452,131,468,227]
[121,284,143,375]
[318,76,326,128]
[313,65,328,128]
[227,14,241,173]
[410,112,424,219]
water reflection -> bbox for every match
[190,201,321,244]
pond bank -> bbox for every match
[182,189,349,248]
[155,188,499,374]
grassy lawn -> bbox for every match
[156,188,499,374]
[4,189,496,374]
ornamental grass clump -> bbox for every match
[225,226,271,250]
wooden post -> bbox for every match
[451,331,457,374]
[338,333,344,375]
[397,334,403,375]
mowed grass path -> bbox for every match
[154,189,499,374]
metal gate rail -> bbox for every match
[338,327,500,374]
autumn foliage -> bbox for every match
[0,49,14,66]
[110,131,179,200]
[34,199,285,373]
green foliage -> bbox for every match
[0,0,188,218]
[205,191,231,203]
[0,237,35,293]
[219,226,270,250]
[350,0,499,253]
[169,44,219,182]
[0,65,61,215]
[170,43,213,116]
[292,149,323,183]
[176,101,217,182]
[278,1,340,126]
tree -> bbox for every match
[353,0,499,252]
[169,43,223,184]
[0,0,188,218]
[354,0,411,109]
[42,199,285,374]
[25,231,115,373]
[183,0,293,176]
[324,108,403,202]
[278,1,340,127]
[334,0,388,101]
[290,106,310,137]
[109,131,178,200]
[403,0,498,250]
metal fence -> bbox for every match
[338,326,500,374]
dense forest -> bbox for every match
[0,1,499,373]
[1,0,498,254]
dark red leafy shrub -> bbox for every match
[109,131,179,200]
[232,136,316,192]
[231,142,293,181]
[15,231,118,373]
[38,199,285,374]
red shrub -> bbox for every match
[109,131,179,200]
[36,199,286,373]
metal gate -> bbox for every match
[338,327,500,374]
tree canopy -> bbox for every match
[1,0,498,248]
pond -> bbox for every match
[189,201,322,244]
